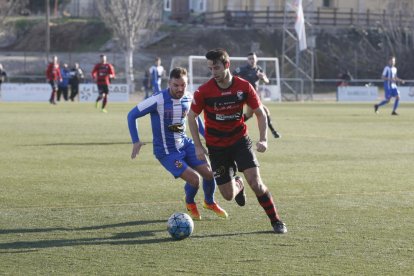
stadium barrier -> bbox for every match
[1,83,129,102]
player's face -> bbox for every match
[247,54,257,67]
[389,57,396,66]
[101,55,107,63]
[207,60,227,83]
[169,76,187,99]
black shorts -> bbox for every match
[49,80,58,91]
[97,84,109,94]
[207,136,259,185]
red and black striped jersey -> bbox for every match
[91,63,115,85]
[191,76,261,147]
[46,63,62,81]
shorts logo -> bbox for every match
[174,160,183,168]
[213,166,225,178]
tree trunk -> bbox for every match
[125,47,135,94]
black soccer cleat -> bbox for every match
[271,129,281,139]
[234,176,246,207]
[271,220,287,234]
[374,104,379,113]
[391,111,399,116]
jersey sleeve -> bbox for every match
[127,97,158,143]
[382,66,389,78]
[190,88,205,115]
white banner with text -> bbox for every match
[337,86,378,102]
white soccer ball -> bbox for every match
[167,212,194,240]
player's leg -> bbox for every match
[235,136,287,234]
[63,87,69,101]
[95,85,103,108]
[375,87,391,113]
[101,85,109,112]
[207,144,244,203]
[49,81,57,104]
[158,153,201,220]
[263,104,281,139]
[185,140,227,218]
[391,90,400,115]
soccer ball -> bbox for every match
[167,212,194,240]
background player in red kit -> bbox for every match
[187,48,287,234]
[91,54,115,113]
[46,55,62,105]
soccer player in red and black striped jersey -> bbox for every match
[46,55,62,105]
[91,54,115,113]
[188,48,287,234]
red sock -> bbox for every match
[257,191,280,222]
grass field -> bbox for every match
[1,101,413,275]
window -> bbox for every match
[164,0,171,11]
[323,0,332,8]
[190,0,206,12]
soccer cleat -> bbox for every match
[271,220,287,234]
[391,111,398,115]
[203,201,229,219]
[271,129,281,139]
[186,203,201,221]
[374,104,379,113]
[101,108,108,113]
[49,99,56,105]
[234,176,246,207]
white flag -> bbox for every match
[294,0,307,51]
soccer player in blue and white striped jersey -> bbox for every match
[374,56,404,115]
[127,67,227,220]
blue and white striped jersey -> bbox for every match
[128,88,192,159]
[382,65,398,89]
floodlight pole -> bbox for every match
[45,0,50,62]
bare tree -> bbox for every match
[96,0,162,92]
[0,0,21,26]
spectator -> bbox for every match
[57,63,71,101]
[149,57,165,95]
[0,63,7,91]
[69,62,84,101]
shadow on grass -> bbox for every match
[19,142,134,147]
[0,220,164,235]
[0,221,276,251]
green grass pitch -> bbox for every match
[0,101,413,275]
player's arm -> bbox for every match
[257,69,269,84]
[188,110,207,161]
[252,105,268,153]
[127,103,153,159]
[91,65,98,81]
[109,64,116,79]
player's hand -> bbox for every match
[256,140,268,153]
[195,145,208,161]
[131,141,146,159]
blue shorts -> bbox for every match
[157,139,206,178]
[384,87,399,99]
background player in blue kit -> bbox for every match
[374,56,404,115]
[127,67,226,220]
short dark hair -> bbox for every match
[169,67,187,79]
[247,52,256,56]
[205,48,230,66]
